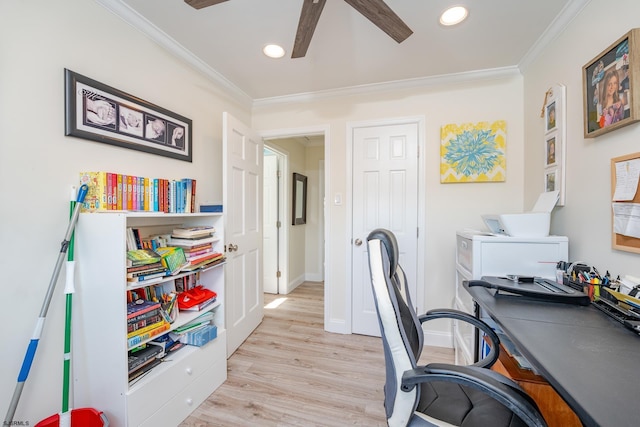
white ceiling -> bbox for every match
[100,0,589,102]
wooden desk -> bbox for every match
[465,280,640,427]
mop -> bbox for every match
[4,185,108,426]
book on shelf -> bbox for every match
[183,242,213,254]
[173,311,214,334]
[127,319,169,339]
[127,300,161,320]
[128,344,164,374]
[127,308,161,325]
[171,226,215,239]
[126,266,167,278]
[127,321,170,348]
[187,251,223,266]
[155,246,188,275]
[127,248,162,266]
[182,257,224,272]
[79,171,108,212]
[126,271,169,283]
[184,246,213,257]
[168,235,218,247]
[128,357,162,383]
[127,261,164,274]
[128,314,163,334]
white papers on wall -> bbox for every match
[612,202,640,238]
[613,158,640,201]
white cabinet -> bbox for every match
[73,212,227,426]
[453,230,568,365]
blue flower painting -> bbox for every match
[441,121,506,183]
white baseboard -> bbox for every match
[305,272,324,282]
[283,274,305,294]
[423,330,454,349]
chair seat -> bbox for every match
[417,382,528,427]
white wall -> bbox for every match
[523,0,640,278]
[252,76,526,333]
[304,145,325,282]
[0,0,250,422]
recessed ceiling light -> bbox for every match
[440,6,468,26]
[263,44,285,59]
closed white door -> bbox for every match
[351,122,419,336]
[223,112,264,356]
[263,151,279,294]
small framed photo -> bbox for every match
[545,132,558,167]
[545,101,557,133]
[583,28,640,138]
[64,69,192,161]
[545,169,557,192]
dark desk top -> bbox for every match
[464,281,640,427]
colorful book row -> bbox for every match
[79,171,197,213]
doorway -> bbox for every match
[262,134,326,295]
[263,145,286,294]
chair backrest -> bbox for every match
[367,228,424,426]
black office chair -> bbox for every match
[366,229,547,427]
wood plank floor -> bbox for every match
[180,282,453,427]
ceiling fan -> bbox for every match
[184,0,413,58]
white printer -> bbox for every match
[481,191,559,238]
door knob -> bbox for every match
[354,238,362,246]
[228,243,238,252]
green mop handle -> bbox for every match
[62,186,80,414]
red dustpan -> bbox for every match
[36,408,108,427]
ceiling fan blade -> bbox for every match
[343,0,412,43]
[292,0,327,59]
[184,0,229,10]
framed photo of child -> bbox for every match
[583,29,640,138]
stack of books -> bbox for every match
[127,249,169,283]
[128,344,164,382]
[126,300,170,348]
[169,226,225,270]
[79,171,197,213]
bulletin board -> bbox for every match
[611,152,640,253]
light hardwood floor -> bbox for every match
[180,282,453,427]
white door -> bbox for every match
[351,122,419,336]
[263,151,279,294]
[223,112,264,356]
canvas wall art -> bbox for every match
[440,120,506,183]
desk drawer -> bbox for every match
[456,235,474,273]
[455,265,474,314]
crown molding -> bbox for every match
[95,0,253,108]
[252,67,522,108]
[518,0,591,72]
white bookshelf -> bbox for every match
[73,212,227,426]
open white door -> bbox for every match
[223,112,264,356]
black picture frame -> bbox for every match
[292,172,307,225]
[64,69,192,161]
[583,29,640,138]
